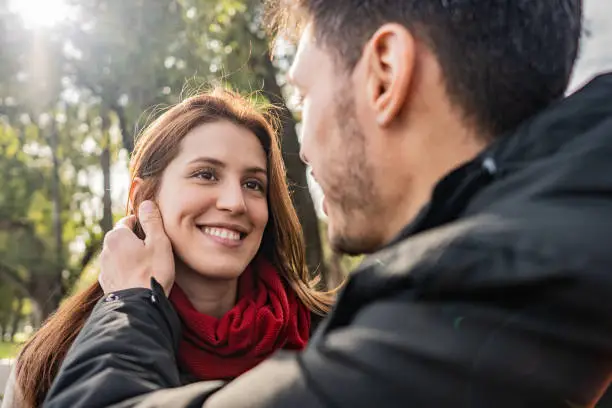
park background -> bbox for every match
[0,0,611,398]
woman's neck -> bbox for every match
[174,261,238,319]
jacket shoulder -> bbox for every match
[353,213,594,301]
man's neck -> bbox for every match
[174,262,238,319]
[381,116,488,246]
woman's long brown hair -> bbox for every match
[16,88,335,407]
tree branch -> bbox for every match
[63,236,102,294]
[110,103,134,153]
[0,219,34,232]
[0,261,30,298]
[0,219,47,254]
[79,237,102,272]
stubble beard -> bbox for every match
[327,88,381,256]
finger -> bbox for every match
[103,227,139,251]
[138,200,167,246]
[113,215,137,231]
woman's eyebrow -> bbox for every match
[188,156,267,177]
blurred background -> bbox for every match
[0,0,363,359]
[0,0,610,384]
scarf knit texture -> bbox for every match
[169,257,311,380]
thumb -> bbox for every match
[138,200,166,245]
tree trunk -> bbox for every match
[9,295,23,343]
[40,119,66,325]
[101,111,113,234]
[39,294,61,324]
[111,103,134,153]
[257,55,327,282]
[49,120,64,272]
[0,261,32,300]
[0,315,7,342]
[30,278,64,327]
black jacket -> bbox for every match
[44,73,612,408]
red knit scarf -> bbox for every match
[168,257,311,380]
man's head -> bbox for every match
[270,0,583,255]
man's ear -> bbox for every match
[363,23,416,127]
[128,177,144,214]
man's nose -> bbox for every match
[216,181,247,214]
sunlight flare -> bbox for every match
[8,0,72,29]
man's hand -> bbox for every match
[99,200,175,296]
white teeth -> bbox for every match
[203,227,241,241]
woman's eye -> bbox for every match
[193,169,217,181]
[244,180,264,192]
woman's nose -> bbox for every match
[216,181,247,214]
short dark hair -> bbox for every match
[267,0,583,137]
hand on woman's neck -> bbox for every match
[174,261,238,319]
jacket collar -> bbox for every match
[387,72,612,247]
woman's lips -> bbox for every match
[199,226,244,248]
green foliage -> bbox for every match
[319,220,364,274]
[0,0,328,326]
[0,342,22,359]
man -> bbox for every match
[44,1,612,407]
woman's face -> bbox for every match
[153,120,269,280]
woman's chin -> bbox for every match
[176,255,248,281]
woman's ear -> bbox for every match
[128,177,144,214]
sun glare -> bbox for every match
[9,0,72,29]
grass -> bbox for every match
[0,342,22,359]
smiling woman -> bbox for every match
[7,88,335,408]
[8,0,72,29]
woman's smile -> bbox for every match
[199,225,247,248]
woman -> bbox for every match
[2,89,334,407]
